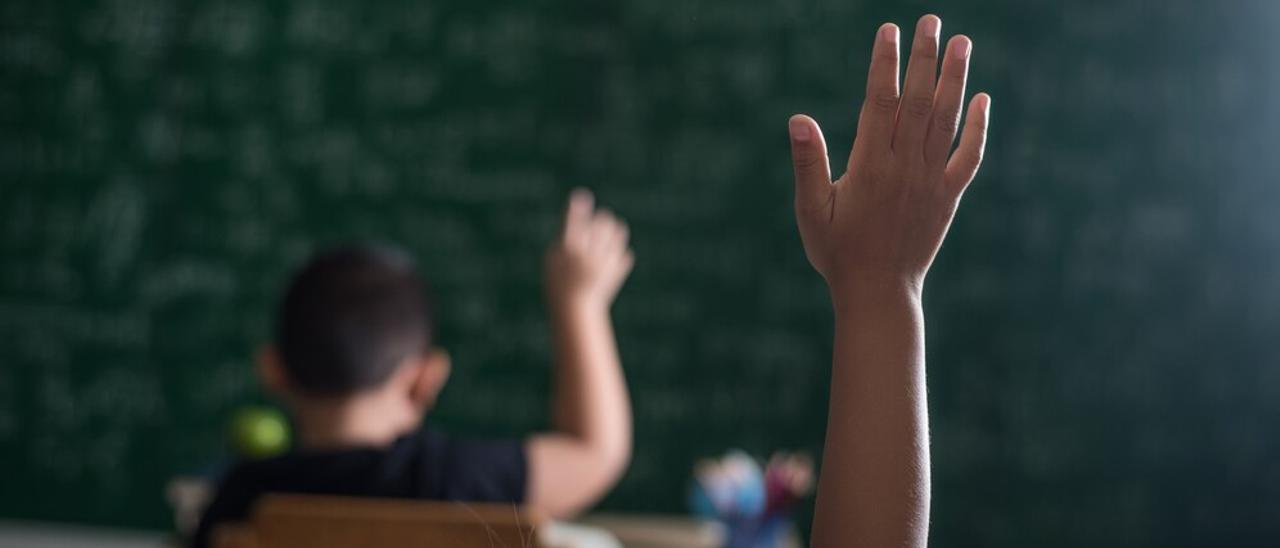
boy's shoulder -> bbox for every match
[192,428,529,548]
[226,427,528,500]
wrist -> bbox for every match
[828,275,922,317]
[549,292,611,317]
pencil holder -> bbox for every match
[688,449,813,548]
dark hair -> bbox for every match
[275,243,432,396]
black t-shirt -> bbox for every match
[190,428,527,548]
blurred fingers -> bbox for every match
[588,209,628,257]
[562,188,595,249]
[618,250,636,279]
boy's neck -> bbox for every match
[291,395,420,451]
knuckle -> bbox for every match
[933,112,960,134]
[960,147,983,168]
[905,95,933,117]
[793,152,823,171]
[867,88,899,113]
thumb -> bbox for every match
[788,115,832,214]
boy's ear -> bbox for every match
[406,349,452,411]
[256,345,291,398]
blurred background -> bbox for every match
[2,0,1279,546]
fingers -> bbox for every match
[561,188,594,249]
[924,35,971,166]
[788,114,833,214]
[944,93,991,194]
[588,210,633,284]
[891,14,942,153]
[560,188,632,263]
[587,208,631,263]
[849,23,901,166]
[618,250,636,279]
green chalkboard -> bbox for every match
[2,1,1279,546]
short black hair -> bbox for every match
[275,243,432,396]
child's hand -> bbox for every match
[544,189,635,309]
[788,15,990,299]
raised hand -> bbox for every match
[530,189,635,518]
[796,16,992,548]
[544,189,635,309]
[788,14,990,298]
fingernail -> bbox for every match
[789,117,811,142]
[880,23,899,45]
[952,37,971,59]
[922,15,940,40]
[975,93,991,121]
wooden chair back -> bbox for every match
[214,494,545,548]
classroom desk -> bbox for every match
[575,513,724,548]
[578,514,802,548]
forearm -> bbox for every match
[811,284,930,548]
[548,299,633,464]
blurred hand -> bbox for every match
[545,189,635,309]
[788,14,990,299]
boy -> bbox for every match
[192,190,634,548]
[792,14,990,547]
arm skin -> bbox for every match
[788,15,991,547]
[820,284,929,548]
[526,190,635,519]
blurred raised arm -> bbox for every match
[526,190,634,519]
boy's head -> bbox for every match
[258,244,451,443]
